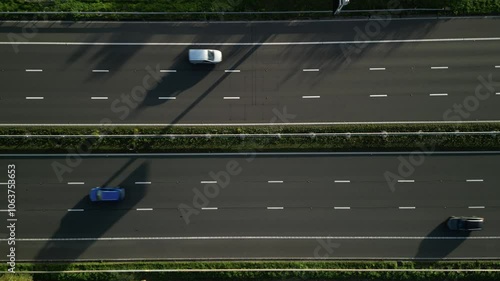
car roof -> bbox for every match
[100,189,121,200]
[189,49,209,60]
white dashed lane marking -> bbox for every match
[397,179,415,183]
[225,70,240,73]
[223,97,240,100]
[25,69,43,72]
[136,208,153,211]
[201,181,217,184]
[334,180,351,183]
[469,206,485,209]
[160,70,177,73]
[399,207,416,210]
[92,69,109,73]
[68,209,84,212]
[91,97,108,100]
[429,93,448,97]
[369,67,386,71]
[466,179,484,182]
[25,97,44,100]
[67,182,85,185]
[370,94,388,98]
[302,96,321,99]
[303,69,319,72]
[268,181,284,184]
[431,66,448,70]
[201,207,218,210]
[267,207,284,210]
[334,207,351,210]
[158,97,176,100]
[135,182,151,185]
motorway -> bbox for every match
[0,18,500,124]
[0,152,499,261]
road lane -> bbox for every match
[0,153,499,260]
[1,20,500,123]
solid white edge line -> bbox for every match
[399,207,416,210]
[67,182,85,185]
[466,179,484,182]
[369,68,386,71]
[431,66,449,70]
[267,207,284,210]
[136,208,153,211]
[397,180,415,183]
[334,180,351,183]
[468,206,485,209]
[370,94,388,98]
[302,96,321,99]
[303,69,319,72]
[201,207,218,210]
[92,69,109,73]
[11,235,500,242]
[134,182,151,185]
[68,209,84,212]
[4,37,500,46]
[223,97,240,100]
[334,207,351,210]
[158,97,176,100]
[201,181,217,184]
[9,120,500,126]
[225,70,241,73]
[25,97,44,100]
[268,181,284,184]
[25,69,43,72]
[160,70,177,73]
[429,93,448,97]
[91,97,109,100]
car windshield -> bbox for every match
[208,50,214,61]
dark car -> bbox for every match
[89,187,125,202]
[447,216,484,231]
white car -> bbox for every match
[189,49,222,64]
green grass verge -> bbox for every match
[1,261,500,281]
[1,123,500,153]
[0,0,498,20]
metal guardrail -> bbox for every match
[11,268,500,273]
[1,131,498,138]
[0,8,449,16]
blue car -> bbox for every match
[89,187,125,202]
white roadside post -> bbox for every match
[335,0,351,15]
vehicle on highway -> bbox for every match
[189,49,222,64]
[89,187,125,202]
[447,216,484,231]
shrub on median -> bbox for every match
[1,124,500,153]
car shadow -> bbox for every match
[414,220,471,259]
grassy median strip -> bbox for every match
[0,0,498,20]
[1,261,500,281]
[1,123,500,153]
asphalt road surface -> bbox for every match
[0,152,499,261]
[0,18,500,124]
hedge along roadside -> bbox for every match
[1,124,500,153]
[1,261,500,281]
[0,0,497,21]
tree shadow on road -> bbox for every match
[33,159,150,261]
